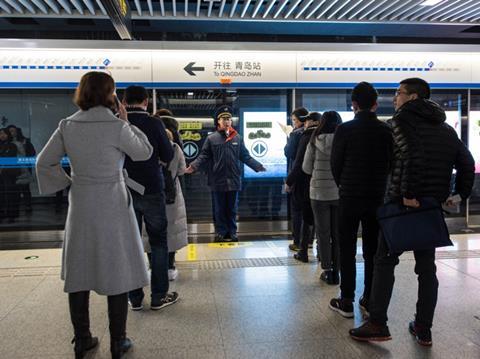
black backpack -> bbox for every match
[163,164,177,204]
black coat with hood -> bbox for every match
[388,98,475,202]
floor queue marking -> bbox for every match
[187,244,197,261]
[207,242,252,248]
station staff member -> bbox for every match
[186,106,266,242]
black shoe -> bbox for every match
[349,321,392,342]
[72,336,99,359]
[128,297,143,311]
[230,233,238,242]
[288,243,300,251]
[151,292,179,310]
[111,337,132,359]
[409,321,432,346]
[214,233,226,243]
[320,270,339,285]
[329,297,354,318]
[293,253,308,263]
[359,296,369,318]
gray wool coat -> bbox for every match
[302,133,339,202]
[143,142,188,253]
[36,106,153,296]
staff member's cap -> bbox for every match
[299,111,322,122]
[215,105,233,119]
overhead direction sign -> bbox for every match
[184,62,205,76]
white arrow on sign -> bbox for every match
[183,141,199,159]
[251,140,268,157]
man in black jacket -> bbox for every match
[329,82,393,318]
[123,86,179,311]
[285,111,321,262]
[350,78,475,345]
[186,106,266,242]
[284,107,309,251]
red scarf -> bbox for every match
[219,127,238,143]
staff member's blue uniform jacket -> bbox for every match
[190,129,263,191]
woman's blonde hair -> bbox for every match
[165,128,174,141]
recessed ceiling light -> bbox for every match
[420,0,443,6]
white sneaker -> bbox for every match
[168,269,178,281]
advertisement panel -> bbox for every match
[242,111,287,179]
[468,111,480,173]
[445,111,461,139]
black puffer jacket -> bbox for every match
[331,110,393,199]
[388,99,475,202]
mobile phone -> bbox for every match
[113,93,121,109]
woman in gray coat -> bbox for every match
[302,111,342,285]
[36,72,153,359]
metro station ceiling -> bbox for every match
[1,0,480,41]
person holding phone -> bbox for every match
[36,72,153,358]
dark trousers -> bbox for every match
[311,199,340,271]
[370,232,438,328]
[212,191,239,236]
[69,291,128,341]
[338,197,382,301]
[168,252,176,269]
[17,183,32,208]
[290,194,303,246]
[129,192,169,301]
[298,195,314,256]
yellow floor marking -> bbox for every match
[207,242,252,248]
[187,244,197,261]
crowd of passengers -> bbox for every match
[34,72,475,358]
[0,125,36,222]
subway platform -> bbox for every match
[0,235,480,358]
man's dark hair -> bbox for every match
[124,85,149,105]
[155,108,173,117]
[351,82,378,111]
[292,107,309,119]
[400,78,431,99]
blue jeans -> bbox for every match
[129,191,169,302]
[212,191,239,236]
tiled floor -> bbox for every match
[0,234,480,358]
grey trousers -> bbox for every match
[311,199,340,271]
